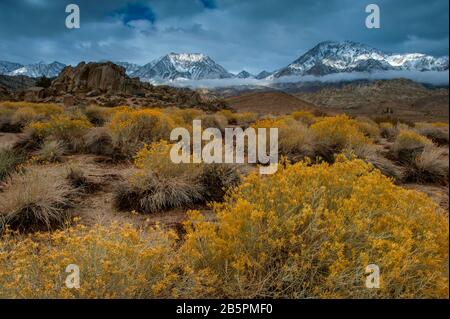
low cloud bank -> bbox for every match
[145,70,449,88]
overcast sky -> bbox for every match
[0,0,448,74]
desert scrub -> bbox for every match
[379,122,398,139]
[0,222,177,298]
[218,110,257,126]
[0,166,78,232]
[414,122,449,145]
[309,115,372,161]
[108,108,175,157]
[114,141,240,213]
[33,139,65,163]
[405,146,449,185]
[83,105,131,126]
[0,147,25,181]
[0,102,64,132]
[180,156,449,298]
[392,130,433,162]
[278,121,315,161]
[291,110,315,125]
[27,114,92,152]
[354,117,380,140]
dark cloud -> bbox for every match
[0,0,447,73]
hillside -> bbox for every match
[226,90,317,114]
[295,79,449,122]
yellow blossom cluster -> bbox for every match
[0,222,177,298]
[180,156,449,298]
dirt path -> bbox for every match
[61,154,213,229]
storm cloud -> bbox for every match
[0,0,448,74]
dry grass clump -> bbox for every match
[108,108,175,158]
[33,140,65,163]
[342,145,405,181]
[0,147,25,181]
[355,117,380,140]
[114,141,240,213]
[379,122,398,139]
[392,129,433,162]
[0,167,78,232]
[405,146,449,185]
[181,156,449,298]
[0,222,177,298]
[83,127,116,158]
[414,122,449,146]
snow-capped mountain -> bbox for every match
[8,61,66,78]
[132,53,234,80]
[269,41,449,78]
[114,62,142,75]
[255,70,272,79]
[0,61,23,75]
[236,70,254,79]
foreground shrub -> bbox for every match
[392,130,433,162]
[83,127,116,157]
[309,115,371,161]
[379,122,398,139]
[33,140,65,163]
[108,108,175,157]
[181,156,449,298]
[0,167,78,232]
[414,123,449,146]
[0,147,25,181]
[405,146,449,184]
[114,141,240,213]
[278,121,315,161]
[0,102,64,132]
[355,117,380,140]
[0,223,176,298]
[291,110,315,126]
[27,114,92,152]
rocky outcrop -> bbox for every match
[6,62,228,110]
[49,62,145,96]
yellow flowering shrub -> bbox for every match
[0,102,64,131]
[108,108,175,157]
[0,222,177,298]
[0,102,63,116]
[27,114,92,151]
[310,115,371,150]
[134,140,202,180]
[84,105,131,125]
[291,110,316,125]
[354,117,380,139]
[218,110,257,125]
[180,156,449,298]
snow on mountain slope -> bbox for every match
[8,61,66,78]
[132,53,234,80]
[270,41,449,78]
[0,61,24,75]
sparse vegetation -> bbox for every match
[0,167,78,232]
[0,99,448,299]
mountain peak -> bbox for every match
[270,40,448,78]
[236,70,254,78]
[132,52,233,80]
